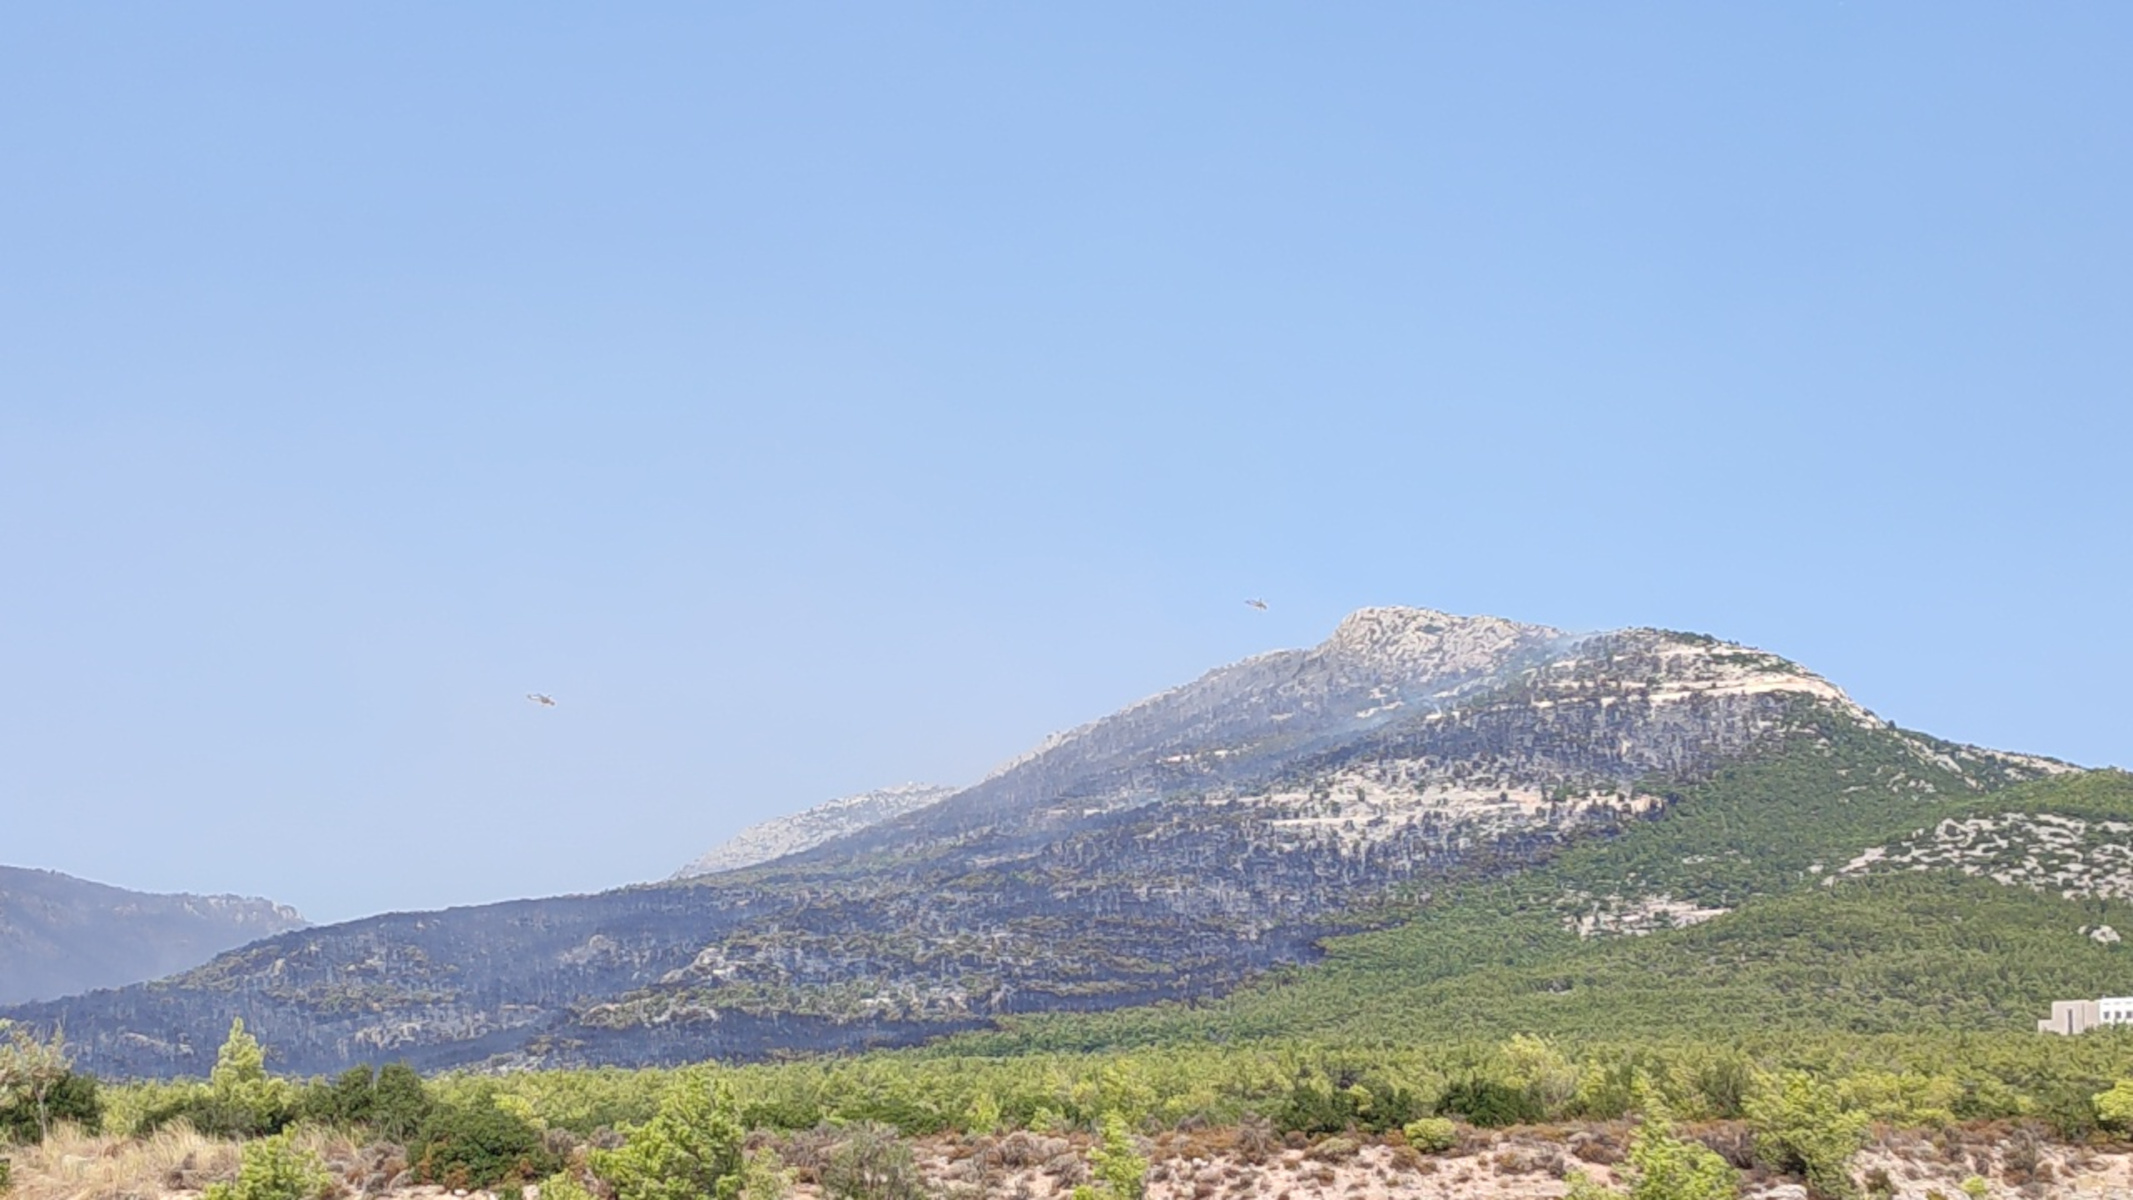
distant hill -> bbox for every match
[4,606,2077,1077]
[0,866,306,1005]
[672,783,958,879]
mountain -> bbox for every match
[2,606,2072,1077]
[0,866,306,1005]
[961,759,2130,1056]
[672,784,958,879]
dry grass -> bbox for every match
[1,1123,402,1200]
[4,1123,240,1200]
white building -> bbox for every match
[2038,996,2133,1035]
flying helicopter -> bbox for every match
[526,693,557,707]
[1244,598,1269,611]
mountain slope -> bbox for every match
[949,759,2126,1055]
[2,607,2068,1077]
[672,784,957,879]
[0,867,306,1005]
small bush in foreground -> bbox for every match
[1564,1114,1736,1200]
[1745,1072,1868,1200]
[1403,1117,1459,1154]
[0,1023,92,1143]
[414,1095,556,1189]
[1078,1111,1148,1200]
[592,1070,760,1200]
[203,1133,328,1200]
[821,1124,921,1200]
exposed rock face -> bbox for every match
[672,784,958,879]
[0,866,306,1005]
[1839,811,2133,900]
[1,607,2062,1077]
[842,607,1570,854]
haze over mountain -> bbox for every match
[4,606,2078,1077]
[0,866,306,1006]
[673,784,958,880]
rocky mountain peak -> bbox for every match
[1319,606,1562,678]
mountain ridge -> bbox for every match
[1,606,2074,1076]
[672,784,959,879]
[0,866,306,1006]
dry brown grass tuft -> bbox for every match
[6,1123,240,1200]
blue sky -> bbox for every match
[2,5,2126,924]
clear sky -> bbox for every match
[1,5,2126,925]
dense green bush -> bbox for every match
[1438,1072,1544,1127]
[0,1071,101,1143]
[298,1062,432,1142]
[592,1070,752,1200]
[1745,1072,1869,1200]
[1274,1070,1425,1134]
[1402,1117,1459,1154]
[299,1067,376,1130]
[412,1093,557,1188]
[2094,1078,2133,1132]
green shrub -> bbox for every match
[1086,1111,1148,1200]
[1438,1073,1543,1127]
[1665,1050,1756,1121]
[299,1067,377,1130]
[1558,1115,1736,1200]
[1835,1072,1959,1130]
[1402,1117,1459,1154]
[1745,1072,1868,1200]
[2094,1078,2133,1132]
[1273,1069,1424,1134]
[1274,1076,1354,1134]
[372,1062,434,1142]
[172,1020,297,1139]
[299,1061,431,1138]
[0,1022,83,1142]
[1,1156,11,1193]
[592,1070,751,1200]
[0,1071,101,1143]
[202,1133,329,1200]
[413,1094,557,1188]
[538,1171,599,1200]
[1623,1117,1737,1200]
[963,1090,1002,1137]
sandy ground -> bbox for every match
[16,1122,2133,1200]
[805,1125,2133,1200]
